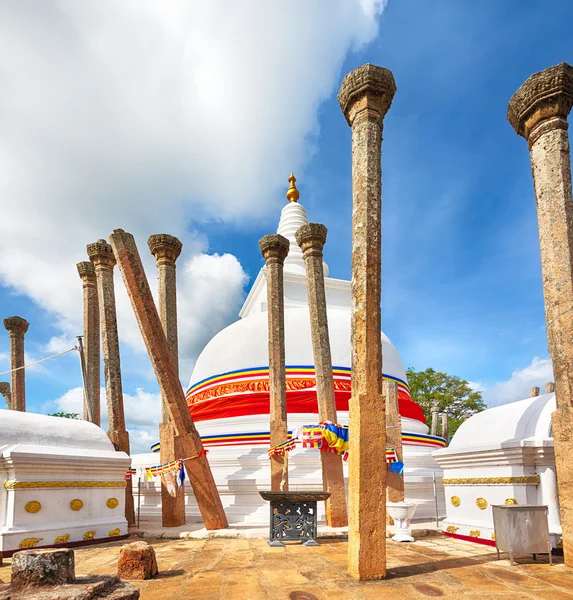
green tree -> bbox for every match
[406,367,486,439]
[47,411,80,419]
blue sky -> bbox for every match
[0,0,571,449]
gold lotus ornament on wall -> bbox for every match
[450,496,461,507]
[70,499,84,511]
[504,498,518,505]
[106,497,119,509]
[24,500,42,514]
[476,497,488,510]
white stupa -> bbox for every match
[133,174,446,524]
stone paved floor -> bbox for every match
[1,536,569,600]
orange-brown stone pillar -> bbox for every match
[76,261,101,426]
[0,382,11,409]
[109,229,227,530]
[259,234,290,492]
[339,63,396,580]
[148,233,186,527]
[508,61,573,566]
[3,316,29,412]
[87,240,135,527]
[296,222,347,527]
[385,380,404,517]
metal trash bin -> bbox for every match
[492,504,552,566]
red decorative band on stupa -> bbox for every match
[185,365,426,423]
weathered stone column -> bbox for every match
[339,63,396,580]
[259,234,290,492]
[508,61,573,566]
[296,222,347,527]
[546,381,556,394]
[430,401,439,436]
[0,382,11,409]
[385,380,404,517]
[76,261,101,426]
[86,240,135,527]
[441,413,449,443]
[530,385,541,398]
[109,229,227,530]
[3,316,29,412]
[148,233,185,528]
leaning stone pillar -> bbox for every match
[76,261,101,425]
[441,413,449,443]
[385,380,404,520]
[109,229,227,530]
[3,316,29,412]
[259,234,290,492]
[508,61,573,566]
[546,381,556,394]
[148,233,186,528]
[87,240,135,527]
[430,402,439,436]
[0,382,11,409]
[530,386,541,398]
[339,63,396,580]
[296,222,347,527]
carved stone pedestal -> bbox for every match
[259,491,331,547]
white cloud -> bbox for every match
[46,385,161,453]
[0,0,385,374]
[482,356,554,407]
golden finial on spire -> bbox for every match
[286,172,300,203]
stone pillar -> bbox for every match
[546,381,556,394]
[508,61,573,566]
[385,380,404,516]
[441,413,449,443]
[148,233,186,528]
[3,316,29,412]
[76,261,100,426]
[259,234,290,492]
[530,386,541,398]
[295,222,347,527]
[109,229,227,530]
[86,240,135,527]
[430,402,439,435]
[338,63,396,580]
[0,382,11,409]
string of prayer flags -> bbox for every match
[267,439,297,457]
[150,442,160,453]
[125,468,137,481]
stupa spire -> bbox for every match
[286,172,300,203]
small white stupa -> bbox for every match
[133,174,447,524]
[0,410,130,555]
[433,391,560,547]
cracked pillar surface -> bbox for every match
[77,261,101,426]
[296,222,347,527]
[508,61,573,566]
[384,380,404,516]
[259,234,290,492]
[3,316,29,412]
[148,233,186,528]
[109,229,227,530]
[0,381,11,409]
[87,240,135,527]
[339,63,396,580]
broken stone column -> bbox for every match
[385,380,404,517]
[0,548,139,599]
[109,229,227,530]
[77,261,101,426]
[339,63,396,580]
[430,401,439,436]
[441,413,449,443]
[530,385,541,398]
[148,233,185,528]
[87,240,135,527]
[546,381,556,394]
[296,222,347,527]
[508,61,573,566]
[118,541,158,580]
[0,382,11,409]
[3,316,29,412]
[259,234,290,492]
